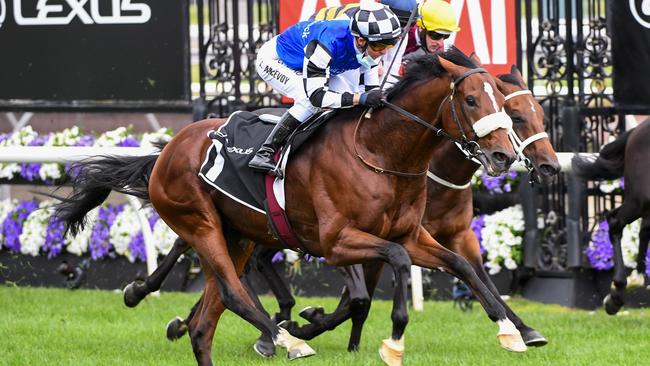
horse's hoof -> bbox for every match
[603,294,623,315]
[298,306,324,323]
[379,337,404,366]
[253,338,276,358]
[166,316,188,341]
[123,281,144,308]
[275,328,316,360]
[627,270,645,289]
[521,329,548,347]
[497,319,527,353]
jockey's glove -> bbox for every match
[359,89,384,108]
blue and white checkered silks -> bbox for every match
[350,2,401,42]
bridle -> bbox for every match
[503,89,549,175]
[354,67,512,178]
[426,88,550,189]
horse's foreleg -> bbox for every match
[453,229,547,347]
[630,216,650,289]
[124,237,190,307]
[341,264,371,352]
[241,254,276,358]
[406,227,526,353]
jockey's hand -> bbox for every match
[359,89,384,108]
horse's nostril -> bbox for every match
[492,152,507,164]
[539,164,560,177]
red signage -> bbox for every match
[279,0,517,75]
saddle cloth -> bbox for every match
[198,109,334,248]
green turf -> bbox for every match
[1,286,650,365]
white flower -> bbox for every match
[66,208,98,256]
[94,126,131,147]
[598,180,620,194]
[152,217,177,256]
[283,249,299,264]
[621,219,642,268]
[0,126,37,179]
[110,205,141,262]
[140,128,173,148]
[480,205,524,274]
[18,201,55,256]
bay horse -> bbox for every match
[132,64,560,356]
[572,119,650,315]
[56,49,520,366]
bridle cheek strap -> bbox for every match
[509,130,549,157]
[473,111,513,138]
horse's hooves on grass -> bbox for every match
[166,317,188,341]
[287,346,316,360]
[379,338,404,366]
[123,281,144,308]
[298,306,324,323]
[522,329,548,347]
[603,294,623,315]
[253,339,276,358]
[498,334,527,352]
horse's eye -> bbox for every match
[465,95,476,107]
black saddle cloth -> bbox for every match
[198,109,334,212]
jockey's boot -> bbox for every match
[248,112,301,173]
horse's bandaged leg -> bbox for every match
[497,319,527,352]
[274,327,315,360]
[379,336,404,366]
[627,269,645,289]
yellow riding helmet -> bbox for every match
[417,0,460,34]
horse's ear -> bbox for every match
[438,56,461,76]
[469,52,483,66]
[510,65,524,81]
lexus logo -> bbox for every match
[630,0,650,29]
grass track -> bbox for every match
[1,286,650,365]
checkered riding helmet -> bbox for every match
[350,2,402,42]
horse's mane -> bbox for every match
[496,73,526,88]
[386,46,478,101]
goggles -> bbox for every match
[427,30,450,41]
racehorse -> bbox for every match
[56,49,521,366]
[572,119,650,315]
[133,63,560,356]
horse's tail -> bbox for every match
[55,151,162,237]
[571,130,631,180]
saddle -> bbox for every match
[199,109,336,250]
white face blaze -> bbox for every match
[483,82,500,113]
[529,100,536,114]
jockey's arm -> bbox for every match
[303,40,360,108]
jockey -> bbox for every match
[249,2,402,173]
[309,0,419,89]
[405,0,460,58]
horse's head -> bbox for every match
[436,49,516,176]
[495,65,561,185]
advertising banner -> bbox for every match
[279,0,517,75]
[0,0,190,110]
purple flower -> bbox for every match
[19,134,51,182]
[42,216,65,258]
[271,251,285,263]
[117,137,140,147]
[74,135,95,147]
[88,204,124,260]
[586,220,614,270]
[129,232,147,262]
[620,178,625,190]
[2,200,39,253]
[471,214,486,254]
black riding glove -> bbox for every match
[359,89,384,108]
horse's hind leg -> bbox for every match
[629,215,650,289]
[124,237,190,307]
[167,294,202,341]
[604,204,641,315]
[241,253,276,358]
[255,247,295,322]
